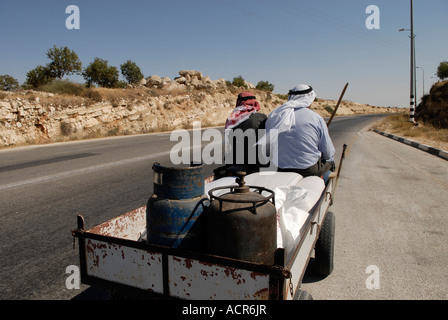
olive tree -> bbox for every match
[46,45,82,79]
[120,60,144,84]
[24,65,54,88]
[0,75,20,91]
[82,58,120,88]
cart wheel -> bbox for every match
[293,289,313,300]
[314,211,335,277]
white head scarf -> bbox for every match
[256,84,316,147]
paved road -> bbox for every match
[0,130,220,299]
[301,126,448,299]
[3,113,441,300]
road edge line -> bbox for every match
[372,129,448,162]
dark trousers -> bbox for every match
[278,159,335,178]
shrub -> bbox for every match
[60,121,73,136]
[81,89,103,102]
[277,94,288,100]
[0,75,20,91]
[231,75,247,88]
[24,65,54,89]
[324,105,334,114]
[256,80,274,92]
[39,80,85,95]
[437,61,448,81]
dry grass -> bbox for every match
[372,113,448,152]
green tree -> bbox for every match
[46,45,82,79]
[256,80,275,92]
[24,65,54,88]
[120,60,144,84]
[82,58,119,88]
[0,75,20,91]
[436,61,448,80]
[231,75,248,89]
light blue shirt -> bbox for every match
[268,107,335,169]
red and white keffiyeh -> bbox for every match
[225,92,260,129]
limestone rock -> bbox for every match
[138,78,147,86]
[179,70,202,80]
[146,75,163,86]
[244,81,256,89]
[174,76,187,84]
[162,77,171,84]
[214,78,227,89]
[163,81,186,91]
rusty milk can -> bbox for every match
[206,172,277,264]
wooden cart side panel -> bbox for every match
[85,238,164,293]
[167,256,271,300]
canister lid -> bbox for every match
[208,172,275,213]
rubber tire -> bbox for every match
[293,289,313,300]
[314,211,335,277]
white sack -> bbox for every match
[291,176,325,212]
[274,186,311,253]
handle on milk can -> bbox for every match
[208,172,276,214]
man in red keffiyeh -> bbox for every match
[225,92,262,129]
[215,92,267,178]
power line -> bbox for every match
[256,0,441,63]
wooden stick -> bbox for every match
[327,82,349,127]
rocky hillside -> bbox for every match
[416,80,448,128]
[0,70,399,148]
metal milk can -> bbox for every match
[206,172,276,264]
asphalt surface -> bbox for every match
[2,113,445,300]
[301,125,448,299]
[0,129,220,300]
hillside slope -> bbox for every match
[0,70,399,148]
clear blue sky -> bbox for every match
[1,0,447,107]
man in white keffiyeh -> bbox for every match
[257,84,335,180]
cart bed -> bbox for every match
[73,176,335,300]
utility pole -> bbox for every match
[410,0,416,123]
[401,2,416,122]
